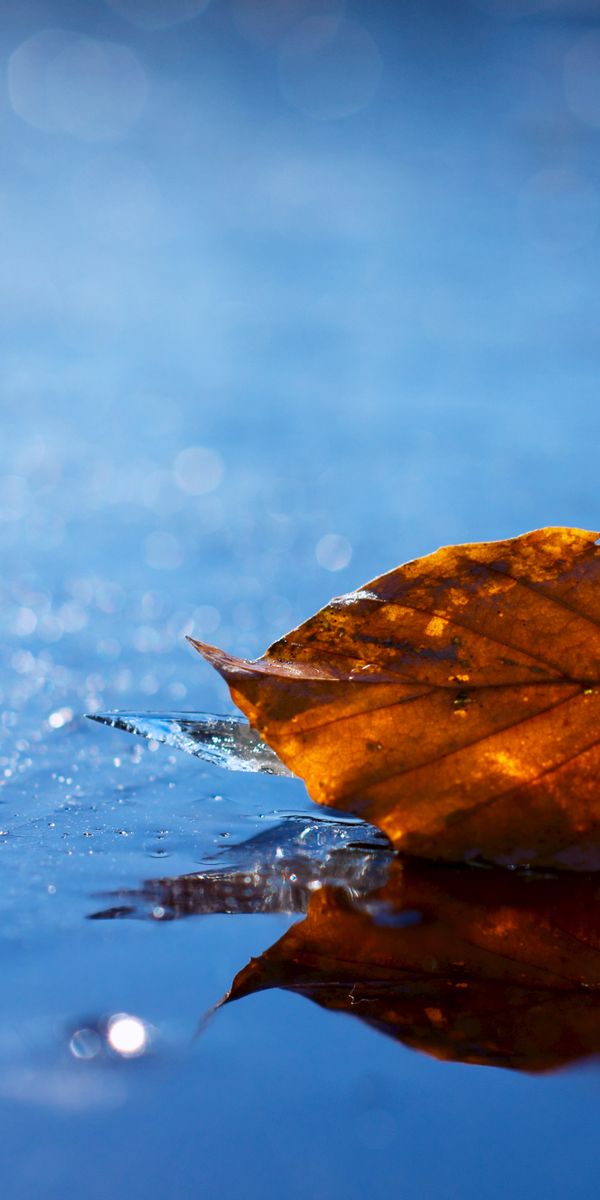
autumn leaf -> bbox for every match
[224,859,600,1073]
[190,527,600,870]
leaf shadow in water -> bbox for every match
[89,815,600,1073]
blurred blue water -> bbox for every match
[1,0,600,1197]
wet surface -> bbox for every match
[2,0,600,1197]
[3,678,600,1200]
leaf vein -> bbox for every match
[333,686,584,798]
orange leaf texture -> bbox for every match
[224,861,600,1073]
[191,527,600,870]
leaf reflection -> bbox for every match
[90,819,600,1073]
[89,815,392,920]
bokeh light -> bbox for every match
[564,31,600,129]
[48,708,74,729]
[8,31,147,141]
[233,0,344,49]
[192,604,221,634]
[105,0,211,31]
[315,534,352,571]
[69,1028,102,1060]
[143,532,184,571]
[106,1014,150,1057]
[278,17,381,120]
[173,447,224,495]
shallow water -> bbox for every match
[2,0,600,1196]
[3,713,600,1200]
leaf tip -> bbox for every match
[186,635,234,670]
[186,635,261,694]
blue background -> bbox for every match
[1,1,600,1196]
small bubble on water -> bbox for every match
[69,1028,102,1060]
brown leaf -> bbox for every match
[224,860,600,1072]
[190,527,600,869]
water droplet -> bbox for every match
[69,1027,102,1060]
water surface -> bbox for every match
[2,0,600,1196]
